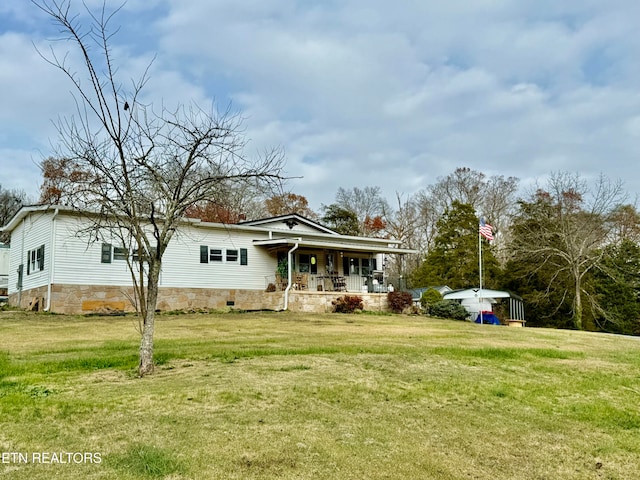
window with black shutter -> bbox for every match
[101,243,112,263]
[240,248,248,265]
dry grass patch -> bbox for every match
[1,310,640,478]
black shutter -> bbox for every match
[200,245,209,263]
[343,256,349,276]
[240,248,248,265]
[38,245,45,271]
[101,243,112,263]
[26,251,31,275]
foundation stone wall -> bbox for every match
[287,291,388,313]
[10,285,389,314]
[12,284,284,314]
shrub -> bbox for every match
[332,295,363,313]
[265,283,276,292]
[428,300,469,321]
[387,291,413,313]
[420,289,443,311]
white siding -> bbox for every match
[163,226,275,289]
[48,215,277,290]
[7,211,53,294]
[53,216,134,286]
[7,210,394,294]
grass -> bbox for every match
[1,310,640,479]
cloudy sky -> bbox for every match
[1,0,639,211]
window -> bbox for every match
[201,245,248,264]
[343,256,360,276]
[326,253,335,274]
[200,246,223,263]
[226,249,239,263]
[132,247,156,262]
[102,244,128,263]
[26,245,45,274]
[298,253,317,274]
[362,258,377,276]
[298,254,310,273]
[101,243,112,263]
[361,258,370,276]
[30,250,37,272]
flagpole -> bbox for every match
[478,227,483,325]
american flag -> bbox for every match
[479,218,494,241]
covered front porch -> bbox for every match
[255,237,414,300]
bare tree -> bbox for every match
[427,167,486,211]
[382,192,424,276]
[426,168,519,236]
[335,186,389,234]
[0,185,28,244]
[608,204,640,244]
[412,189,442,253]
[34,0,285,376]
[508,172,626,330]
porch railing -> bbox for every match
[264,274,390,293]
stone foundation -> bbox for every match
[11,284,284,314]
[287,291,388,313]
[10,285,389,314]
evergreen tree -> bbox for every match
[592,239,640,335]
[412,201,501,289]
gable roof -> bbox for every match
[1,204,74,233]
[238,213,338,235]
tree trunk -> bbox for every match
[138,310,155,376]
[138,260,161,376]
[573,275,583,330]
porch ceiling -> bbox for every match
[253,238,417,255]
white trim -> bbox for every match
[253,238,417,255]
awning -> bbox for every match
[253,238,417,255]
[443,288,522,300]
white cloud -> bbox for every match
[2,0,640,211]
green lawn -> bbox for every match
[1,310,640,479]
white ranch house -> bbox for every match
[1,205,416,314]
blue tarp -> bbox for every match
[475,312,501,325]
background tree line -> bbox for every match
[6,161,640,335]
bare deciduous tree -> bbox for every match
[508,172,626,330]
[382,193,423,277]
[0,185,28,244]
[425,167,519,237]
[335,186,389,234]
[34,0,285,376]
